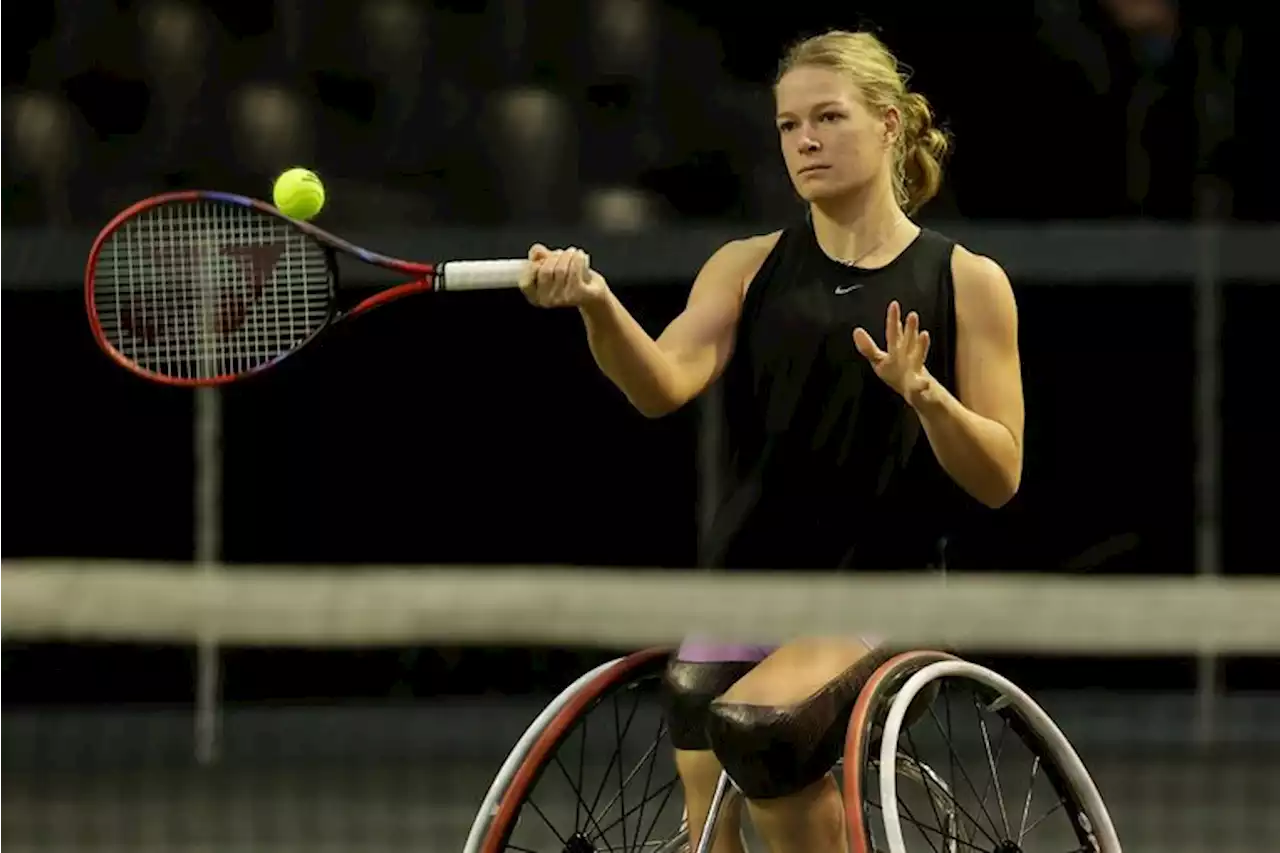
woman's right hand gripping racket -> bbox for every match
[85,190,534,386]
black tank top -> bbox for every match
[700,220,965,572]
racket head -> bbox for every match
[85,191,343,386]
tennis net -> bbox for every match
[3,560,1278,853]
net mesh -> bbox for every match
[91,200,332,380]
[3,561,1278,853]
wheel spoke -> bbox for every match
[520,796,568,847]
[630,715,665,851]
[865,664,1114,853]
[923,704,1002,847]
[974,694,1011,839]
[1016,754,1041,842]
[497,660,684,853]
[549,749,613,842]
[591,778,681,846]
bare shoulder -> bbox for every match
[949,243,1017,327]
[692,230,783,302]
[716,230,782,274]
[737,229,785,255]
[950,243,1012,290]
[726,230,783,295]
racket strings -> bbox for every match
[92,200,332,380]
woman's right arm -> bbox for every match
[577,235,777,417]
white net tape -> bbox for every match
[4,561,1279,653]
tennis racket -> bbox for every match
[85,190,531,386]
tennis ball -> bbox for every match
[272,167,325,221]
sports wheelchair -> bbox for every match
[462,647,1120,853]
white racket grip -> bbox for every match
[440,259,527,291]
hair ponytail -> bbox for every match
[896,91,950,215]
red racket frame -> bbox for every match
[85,190,445,387]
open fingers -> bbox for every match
[852,327,884,363]
[884,300,901,351]
[903,310,919,341]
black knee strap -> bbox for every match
[661,658,758,751]
[703,645,904,800]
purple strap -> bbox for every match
[676,638,776,663]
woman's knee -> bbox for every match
[704,642,901,800]
[660,649,763,752]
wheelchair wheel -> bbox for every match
[466,647,688,853]
[844,651,1122,853]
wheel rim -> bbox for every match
[875,660,1116,852]
[847,650,961,853]
[481,648,687,853]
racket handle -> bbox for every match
[440,259,527,291]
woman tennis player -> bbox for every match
[518,29,1024,853]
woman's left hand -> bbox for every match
[853,300,934,407]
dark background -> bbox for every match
[3,0,1274,705]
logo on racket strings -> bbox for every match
[216,244,286,334]
[119,242,287,342]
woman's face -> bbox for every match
[774,66,895,202]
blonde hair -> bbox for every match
[777,30,951,214]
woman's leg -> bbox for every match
[675,748,744,853]
[664,640,774,853]
[710,637,879,853]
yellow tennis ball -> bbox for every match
[272,168,325,221]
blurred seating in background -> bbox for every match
[1,0,1261,228]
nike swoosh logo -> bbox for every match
[834,283,864,295]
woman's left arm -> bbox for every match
[911,248,1025,508]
